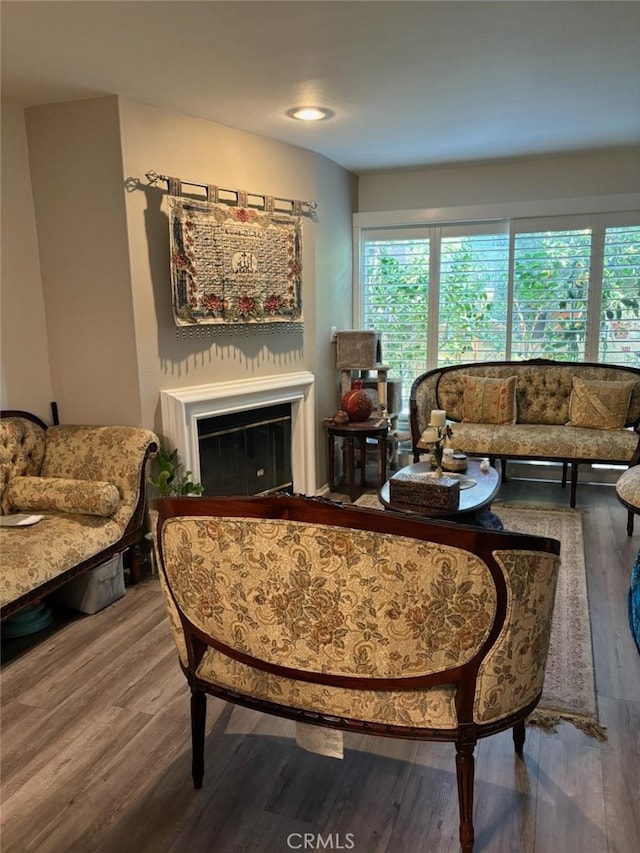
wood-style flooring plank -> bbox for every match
[598,695,640,853]
[471,727,540,853]
[311,744,421,852]
[534,732,608,853]
[583,500,640,703]
[382,761,460,853]
[0,583,166,708]
[1,702,153,850]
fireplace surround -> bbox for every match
[160,371,316,496]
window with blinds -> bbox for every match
[599,225,640,366]
[439,225,509,365]
[511,227,592,361]
[359,214,640,413]
[362,233,430,407]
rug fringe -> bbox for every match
[527,708,607,741]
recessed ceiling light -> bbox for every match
[287,106,333,122]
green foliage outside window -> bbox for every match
[363,223,640,411]
[438,236,508,364]
[364,243,429,404]
[600,226,640,367]
[511,230,591,361]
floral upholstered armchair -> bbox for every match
[152,493,561,853]
[0,410,158,619]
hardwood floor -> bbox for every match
[1,478,639,852]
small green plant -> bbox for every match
[148,446,204,497]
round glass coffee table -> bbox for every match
[379,459,501,525]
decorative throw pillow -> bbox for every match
[461,375,517,424]
[566,378,636,430]
[4,476,120,517]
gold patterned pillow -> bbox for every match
[4,476,121,517]
[566,378,636,430]
[461,375,517,424]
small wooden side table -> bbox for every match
[325,418,389,502]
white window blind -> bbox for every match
[511,227,592,361]
[359,213,640,413]
[362,233,430,406]
[599,224,640,367]
[438,224,509,365]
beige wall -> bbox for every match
[307,154,358,471]
[10,95,356,488]
[25,96,141,425]
[0,102,53,421]
[117,98,356,484]
[358,148,640,212]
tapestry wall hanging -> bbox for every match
[168,195,303,326]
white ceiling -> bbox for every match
[2,1,639,174]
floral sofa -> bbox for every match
[410,358,640,507]
[0,410,158,620]
[152,493,560,853]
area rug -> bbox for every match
[353,495,606,740]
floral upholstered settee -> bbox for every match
[0,411,158,620]
[152,493,561,853]
[410,359,640,507]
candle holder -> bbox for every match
[428,421,454,478]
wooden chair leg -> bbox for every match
[512,719,526,755]
[628,510,635,537]
[191,689,207,789]
[128,542,143,584]
[570,463,579,508]
[455,740,476,853]
[359,436,366,486]
[561,461,568,489]
[489,458,507,484]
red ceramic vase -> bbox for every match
[341,381,373,422]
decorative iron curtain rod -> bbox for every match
[145,170,318,219]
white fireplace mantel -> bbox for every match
[160,371,316,496]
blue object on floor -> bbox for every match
[1,602,53,638]
[630,550,640,655]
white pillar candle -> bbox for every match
[421,427,438,444]
[430,409,446,427]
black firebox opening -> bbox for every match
[197,403,292,497]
